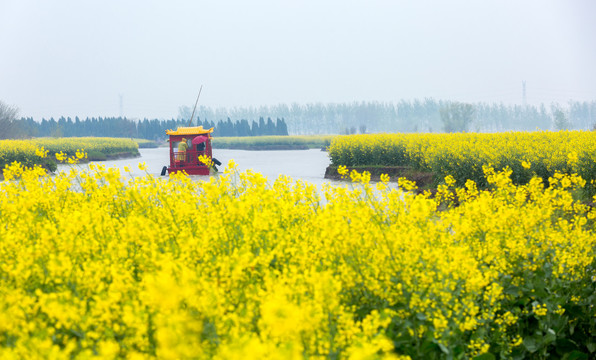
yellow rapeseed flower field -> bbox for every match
[0,140,46,170]
[0,138,139,171]
[328,131,596,192]
[0,151,595,358]
[31,137,139,156]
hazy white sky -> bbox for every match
[1,0,595,120]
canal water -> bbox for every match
[59,148,338,186]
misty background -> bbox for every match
[1,0,595,136]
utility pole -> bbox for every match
[522,81,527,108]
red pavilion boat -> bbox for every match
[161,125,221,176]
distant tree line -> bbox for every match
[183,100,596,134]
[6,115,289,140]
[210,117,288,137]
[3,99,596,140]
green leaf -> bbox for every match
[452,344,465,358]
[563,350,589,360]
[544,328,557,344]
[533,277,548,297]
[420,338,438,354]
[504,285,520,296]
[523,337,539,353]
[437,342,449,354]
[556,338,577,355]
[473,353,496,360]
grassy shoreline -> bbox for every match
[212,135,335,150]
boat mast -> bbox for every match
[188,85,203,127]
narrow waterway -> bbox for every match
[59,148,339,186]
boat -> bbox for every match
[161,125,221,176]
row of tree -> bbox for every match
[183,100,596,134]
[2,99,595,140]
[2,112,289,140]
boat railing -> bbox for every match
[171,150,209,167]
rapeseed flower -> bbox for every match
[0,157,594,358]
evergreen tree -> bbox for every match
[276,118,288,135]
[265,117,275,135]
[236,119,251,137]
[226,117,236,137]
[250,121,259,136]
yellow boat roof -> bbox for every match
[165,126,214,136]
